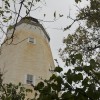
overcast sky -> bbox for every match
[33,0,78,65]
[34,0,88,65]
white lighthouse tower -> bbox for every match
[0,17,55,86]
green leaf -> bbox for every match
[8,25,13,30]
[75,0,81,3]
[56,76,63,85]
[67,69,72,75]
[73,73,83,82]
[34,82,44,90]
[84,66,90,73]
[3,19,8,22]
[50,74,57,81]
[75,67,83,71]
[75,53,82,61]
[54,67,63,73]
[90,59,96,67]
[51,83,57,90]
[62,92,73,99]
[82,77,89,86]
[77,73,83,80]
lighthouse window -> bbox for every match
[28,37,36,44]
[26,74,33,84]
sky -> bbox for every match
[30,0,78,65]
[33,0,88,66]
[0,0,89,66]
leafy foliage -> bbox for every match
[61,0,100,63]
[34,53,100,100]
[0,73,33,100]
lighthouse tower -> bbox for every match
[0,17,55,85]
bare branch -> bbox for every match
[9,0,25,44]
[25,0,34,17]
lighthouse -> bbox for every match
[0,17,55,86]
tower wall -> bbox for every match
[0,19,55,85]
